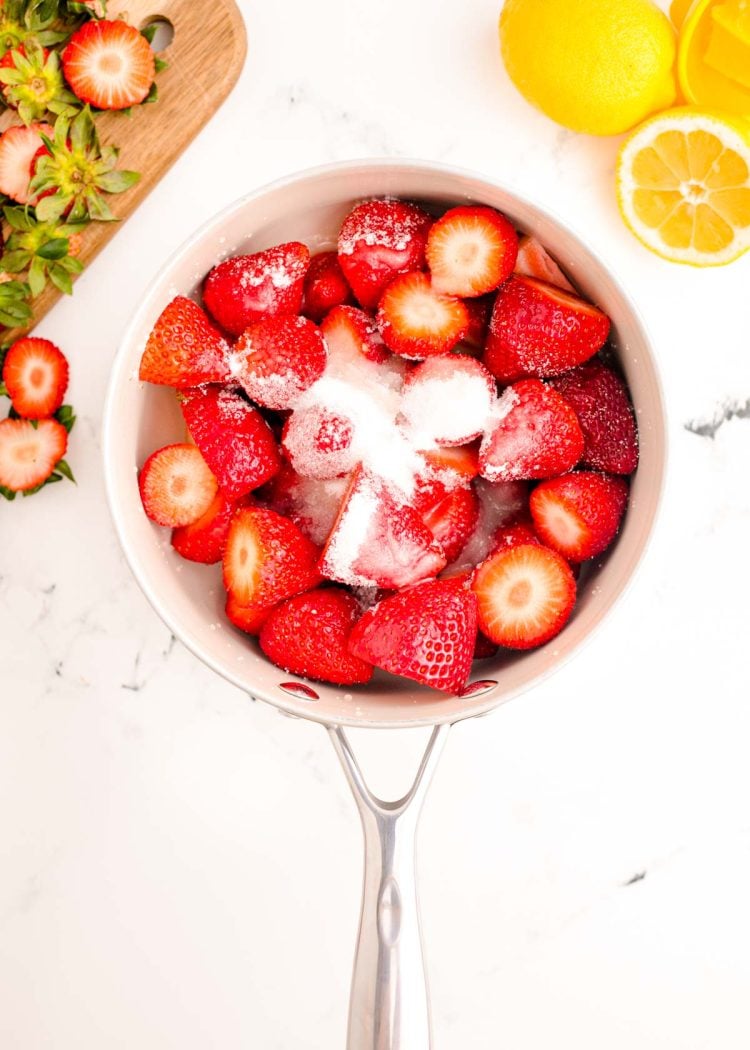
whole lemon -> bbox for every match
[499,0,678,136]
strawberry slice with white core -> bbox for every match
[223,506,322,607]
[514,235,575,292]
[472,543,576,650]
[0,417,67,492]
[138,443,218,528]
[400,354,496,446]
[2,337,68,419]
[426,206,519,298]
[530,471,629,563]
[320,467,446,589]
[377,272,469,359]
[282,403,356,480]
[0,122,52,202]
[320,304,389,368]
[62,19,155,111]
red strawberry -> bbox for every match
[0,122,52,202]
[479,379,584,482]
[262,462,348,546]
[282,404,356,480]
[225,593,274,636]
[426,206,518,298]
[549,361,639,475]
[180,385,280,499]
[260,588,373,686]
[171,491,241,564]
[302,250,353,322]
[473,630,499,660]
[62,19,155,110]
[139,297,231,387]
[138,443,218,528]
[320,304,389,366]
[223,506,322,607]
[400,354,496,446]
[202,242,310,338]
[377,272,469,359]
[233,315,327,410]
[348,577,478,694]
[2,337,68,419]
[449,477,529,571]
[320,467,446,589]
[337,198,433,309]
[0,417,67,492]
[461,295,493,351]
[530,471,629,563]
[414,483,479,564]
[484,276,610,382]
[514,235,575,292]
[491,516,540,552]
[420,443,480,484]
[473,543,576,650]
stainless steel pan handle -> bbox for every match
[329,724,450,1050]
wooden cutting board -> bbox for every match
[1,0,247,341]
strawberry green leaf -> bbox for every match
[55,403,76,432]
[0,484,17,501]
[54,457,75,483]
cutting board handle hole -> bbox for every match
[141,16,175,51]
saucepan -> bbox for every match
[102,160,666,1049]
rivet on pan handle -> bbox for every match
[329,723,450,1050]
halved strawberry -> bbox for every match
[337,198,433,309]
[514,235,575,292]
[302,250,353,322]
[484,276,610,383]
[320,304,389,367]
[0,122,52,202]
[139,443,218,528]
[420,443,481,484]
[479,379,584,482]
[171,491,241,564]
[400,354,496,446]
[320,467,446,589]
[282,403,356,480]
[491,516,540,552]
[260,588,374,686]
[461,295,493,351]
[225,593,274,636]
[62,19,155,111]
[180,385,280,499]
[262,462,349,546]
[416,483,479,564]
[426,206,518,298]
[233,315,327,410]
[2,337,68,419]
[348,576,478,694]
[223,506,322,607]
[549,361,639,475]
[0,417,67,492]
[139,297,231,387]
[377,272,469,359]
[203,242,310,338]
[448,477,529,571]
[529,471,629,563]
[472,543,576,650]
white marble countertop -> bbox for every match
[2,1,749,1047]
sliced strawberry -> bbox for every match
[473,630,499,660]
[320,467,446,589]
[0,122,52,202]
[171,491,241,564]
[461,296,493,351]
[320,304,389,367]
[426,206,518,298]
[2,337,68,419]
[259,588,373,686]
[377,272,469,359]
[449,477,529,571]
[485,276,610,383]
[337,198,433,309]
[139,296,231,387]
[203,242,310,338]
[225,593,274,636]
[348,577,478,694]
[282,403,356,480]
[0,417,67,492]
[472,543,576,650]
[549,361,639,475]
[400,354,496,446]
[514,235,575,292]
[138,443,218,528]
[233,315,327,410]
[262,462,349,546]
[416,483,479,564]
[180,385,280,499]
[223,506,322,607]
[62,19,155,110]
[529,471,629,563]
[479,379,584,482]
[302,250,353,322]
[420,443,480,484]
